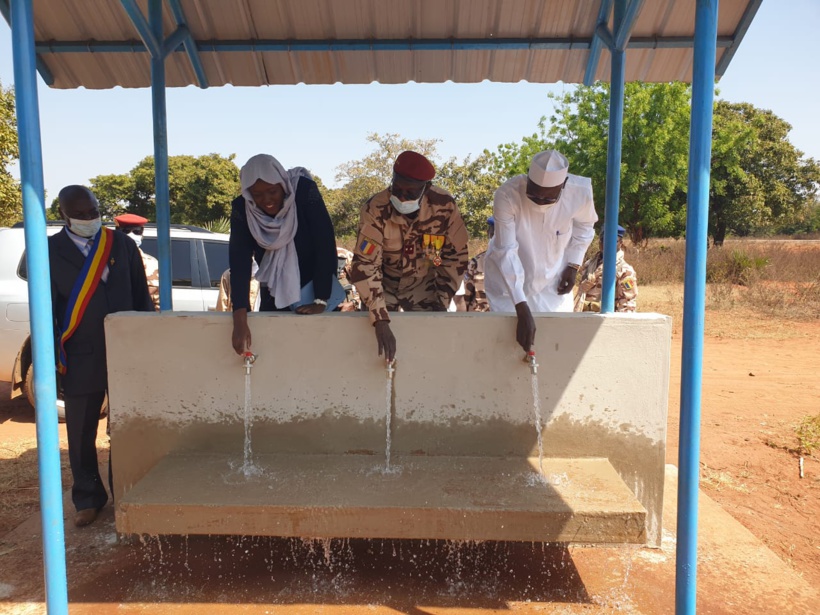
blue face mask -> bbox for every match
[389,194,421,215]
[68,217,101,238]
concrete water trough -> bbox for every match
[106,312,670,546]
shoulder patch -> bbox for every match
[358,236,380,256]
[622,277,634,291]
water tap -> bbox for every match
[242,351,257,376]
[386,358,396,380]
[525,350,538,375]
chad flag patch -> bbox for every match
[358,237,379,256]
[622,277,635,291]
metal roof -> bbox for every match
[13,0,761,89]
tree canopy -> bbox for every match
[88,153,240,225]
[491,82,819,244]
[0,81,22,227]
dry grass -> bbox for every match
[0,437,71,534]
[0,433,109,534]
[700,462,751,493]
[630,239,820,321]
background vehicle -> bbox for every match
[1,222,229,416]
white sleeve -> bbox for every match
[490,189,528,305]
[565,185,598,266]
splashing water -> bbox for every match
[241,371,261,477]
[531,372,544,475]
[384,367,394,472]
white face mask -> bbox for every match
[129,234,143,248]
[389,194,421,215]
[68,217,102,238]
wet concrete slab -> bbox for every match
[0,466,816,614]
[118,454,646,543]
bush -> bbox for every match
[707,249,768,286]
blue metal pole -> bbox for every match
[676,1,718,614]
[601,0,626,314]
[10,0,69,612]
[150,0,172,310]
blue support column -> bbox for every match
[150,0,173,309]
[601,0,626,314]
[676,1,718,614]
[584,0,613,85]
[9,0,69,612]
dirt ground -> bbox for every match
[0,295,818,607]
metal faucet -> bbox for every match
[525,350,538,375]
[386,358,396,380]
[242,351,257,376]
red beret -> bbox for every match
[393,151,435,182]
[114,213,149,227]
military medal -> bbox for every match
[423,234,431,258]
[432,235,444,266]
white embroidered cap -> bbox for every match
[528,149,569,188]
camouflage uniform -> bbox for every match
[574,249,637,312]
[462,251,489,312]
[336,246,361,310]
[140,249,160,311]
[350,186,469,324]
[215,269,260,312]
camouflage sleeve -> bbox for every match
[616,263,638,312]
[350,199,389,325]
[215,269,231,312]
[435,200,469,307]
[577,257,601,294]
[141,251,161,311]
[463,257,478,312]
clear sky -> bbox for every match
[0,0,817,199]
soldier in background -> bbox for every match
[350,151,469,361]
[454,216,494,312]
[336,246,361,311]
[215,264,261,312]
[114,213,159,311]
[574,224,637,313]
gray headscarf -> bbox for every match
[240,154,312,308]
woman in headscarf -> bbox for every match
[229,154,341,354]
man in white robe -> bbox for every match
[484,149,598,352]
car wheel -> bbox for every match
[23,363,66,423]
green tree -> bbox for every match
[327,133,440,238]
[710,101,819,244]
[544,82,691,243]
[88,153,240,225]
[0,81,22,226]
[437,152,505,237]
[89,173,133,220]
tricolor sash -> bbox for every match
[57,227,113,375]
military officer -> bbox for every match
[350,151,469,361]
[455,216,494,313]
[114,213,160,311]
[574,225,638,313]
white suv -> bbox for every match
[0,222,230,411]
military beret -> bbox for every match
[393,151,435,182]
[114,213,149,227]
[601,224,626,238]
[487,216,495,226]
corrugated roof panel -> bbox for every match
[22,0,759,89]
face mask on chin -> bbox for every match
[389,194,421,215]
[68,217,102,238]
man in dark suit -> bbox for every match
[50,186,153,527]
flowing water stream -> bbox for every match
[531,372,544,475]
[384,360,395,472]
